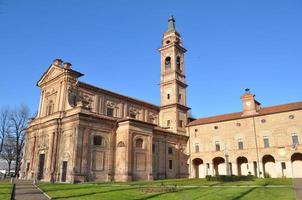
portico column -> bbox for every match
[232,162,238,176]
[259,162,264,178]
[209,163,214,176]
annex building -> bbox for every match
[20,17,302,183]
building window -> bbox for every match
[168,147,173,154]
[167,120,171,127]
[165,57,171,69]
[176,56,181,71]
[263,136,270,148]
[214,126,218,130]
[178,120,183,128]
[292,133,299,146]
[167,94,170,99]
[289,115,295,119]
[93,135,103,146]
[195,143,199,153]
[238,139,244,150]
[179,94,181,100]
[215,141,220,151]
[136,138,143,148]
[46,100,54,116]
[130,112,136,119]
[152,144,155,153]
[169,160,173,169]
[281,162,286,170]
[107,107,114,117]
[261,119,266,123]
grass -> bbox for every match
[0,180,12,200]
[38,178,296,200]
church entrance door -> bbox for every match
[61,161,68,182]
[37,154,45,180]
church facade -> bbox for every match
[20,17,302,183]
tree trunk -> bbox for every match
[8,161,11,175]
[0,138,4,153]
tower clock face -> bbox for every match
[246,101,251,106]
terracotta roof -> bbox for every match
[79,81,159,110]
[188,101,302,126]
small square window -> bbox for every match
[195,143,199,153]
[292,134,299,146]
[107,107,114,117]
[215,141,220,151]
[179,120,183,127]
[263,136,270,148]
[130,112,136,119]
[238,139,243,150]
[168,147,173,154]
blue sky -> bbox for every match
[0,0,301,118]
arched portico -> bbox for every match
[237,156,248,176]
[291,153,302,178]
[213,157,225,176]
[192,158,203,178]
[262,154,276,178]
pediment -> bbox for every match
[37,65,64,87]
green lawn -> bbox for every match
[38,178,296,200]
[0,181,12,200]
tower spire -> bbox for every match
[168,16,176,32]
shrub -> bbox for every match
[205,175,254,182]
[264,172,271,178]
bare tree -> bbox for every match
[10,105,29,176]
[0,107,10,153]
[0,137,16,174]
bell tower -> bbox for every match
[158,16,189,135]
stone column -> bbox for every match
[258,162,264,178]
[232,162,238,176]
[46,132,54,181]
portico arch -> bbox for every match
[192,158,203,178]
[262,154,276,178]
[236,156,248,176]
[213,157,225,176]
[291,153,302,178]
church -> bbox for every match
[20,17,302,183]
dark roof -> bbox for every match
[188,101,302,126]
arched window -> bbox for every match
[93,135,103,146]
[176,56,181,71]
[165,57,171,69]
[46,100,54,116]
[135,138,143,148]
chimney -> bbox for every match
[241,89,260,116]
[63,62,72,70]
[53,58,63,66]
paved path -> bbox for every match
[294,179,302,200]
[14,180,50,200]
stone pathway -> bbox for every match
[14,180,50,200]
[294,179,302,200]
